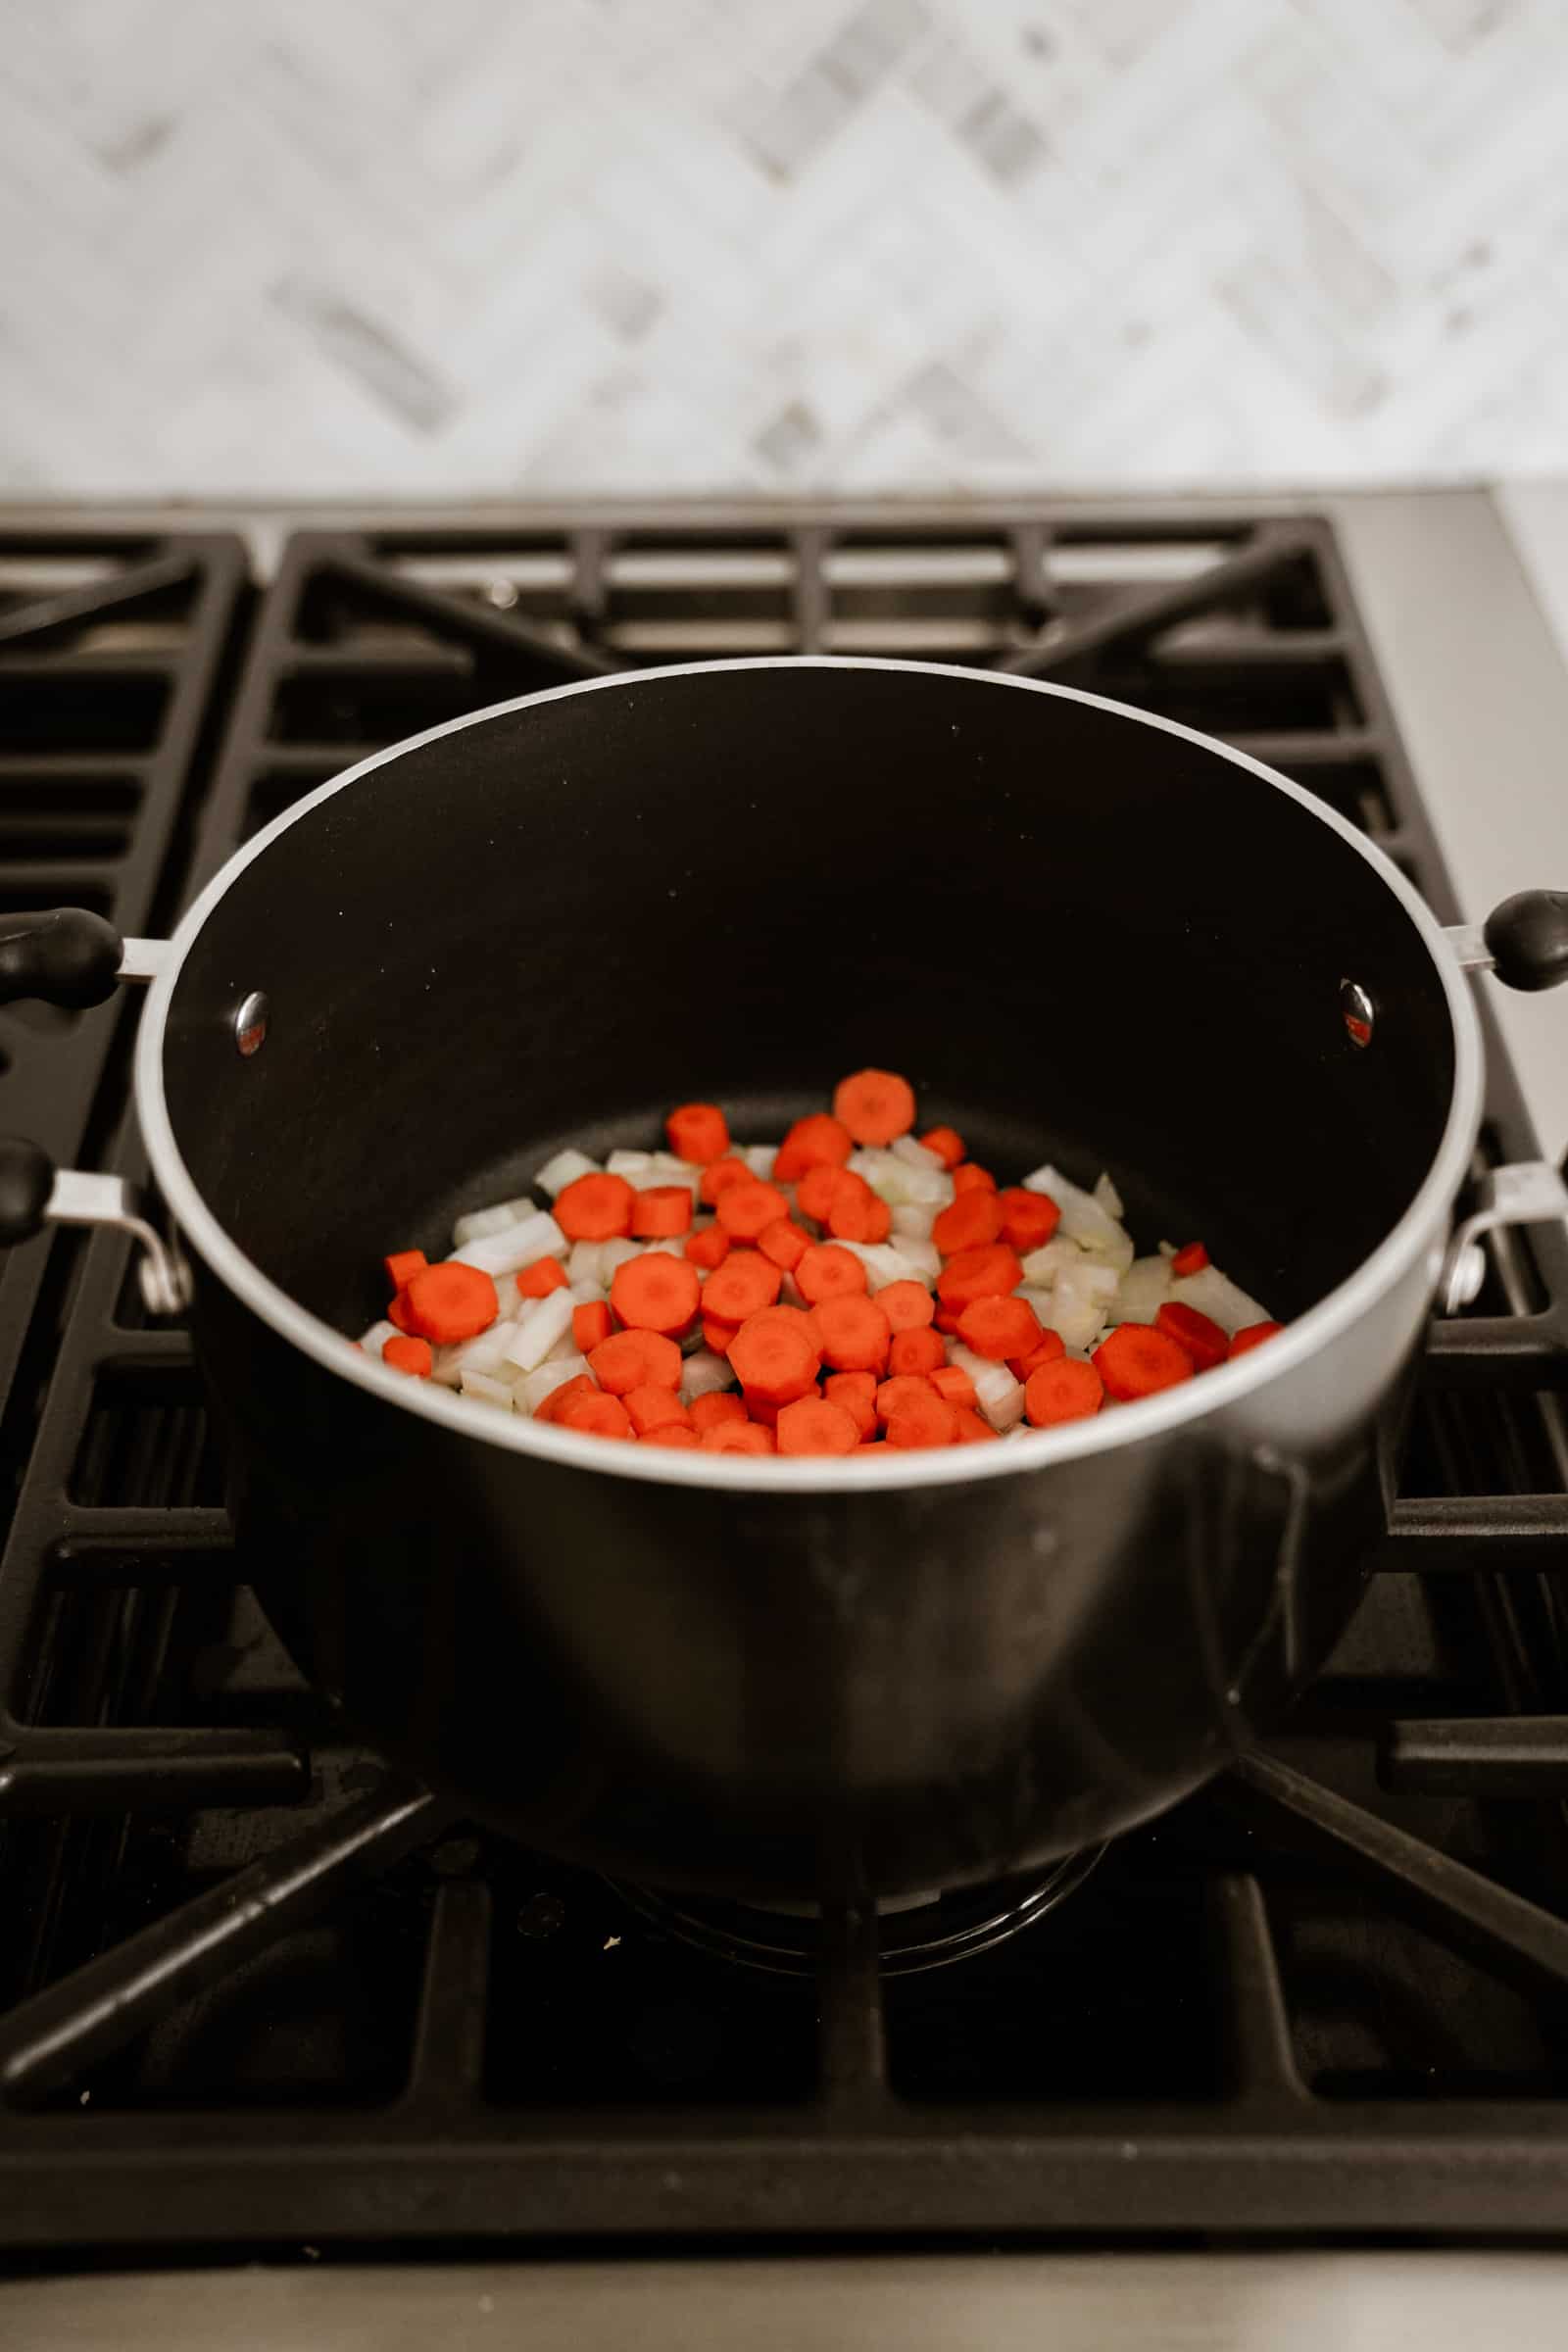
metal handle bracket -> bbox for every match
[1438,1161,1568,1314]
[47,1171,193,1316]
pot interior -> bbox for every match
[159,662,1457,1334]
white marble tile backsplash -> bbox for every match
[2,0,1566,494]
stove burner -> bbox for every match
[610,1847,1105,1976]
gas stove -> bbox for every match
[4,495,1568,2289]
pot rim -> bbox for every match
[133,656,1486,1494]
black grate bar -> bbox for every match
[1231,1750,1568,2000]
[814,1898,887,2109]
[998,525,1317,677]
[0,553,198,650]
[791,527,829,656]
[319,551,615,679]
[47,1537,234,1589]
[1424,1316,1568,1384]
[399,1880,491,2115]
[1382,1714,1568,1796]
[1378,1493,1568,1565]
[1206,1873,1304,2108]
[1009,522,1055,625]
[0,1724,305,1815]
[0,1782,444,2106]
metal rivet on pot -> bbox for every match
[1340,979,1374,1049]
[234,991,270,1057]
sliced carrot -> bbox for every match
[795,1163,844,1225]
[1009,1328,1065,1381]
[558,1390,633,1441]
[741,1302,824,1348]
[875,1371,940,1426]
[933,1189,1004,1256]
[685,1224,731,1270]
[611,1250,702,1336]
[1093,1322,1195,1400]
[702,1250,782,1324]
[555,1171,636,1241]
[516,1254,569,1298]
[699,1155,752,1206]
[933,1303,964,1336]
[833,1068,917,1147]
[572,1299,613,1354]
[773,1112,854,1183]
[703,1315,740,1356]
[387,1289,416,1334]
[814,1293,892,1375]
[641,1424,702,1448]
[1172,1241,1209,1279]
[665,1102,729,1165]
[715,1178,791,1242]
[928,1361,975,1409]
[690,1391,747,1433]
[759,1218,810,1272]
[886,1393,959,1448]
[588,1328,682,1395]
[997,1187,1060,1251]
[1155,1299,1228,1372]
[534,1373,596,1425]
[935,1243,1024,1311]
[952,1163,996,1195]
[878,1279,936,1334]
[623,1384,692,1436]
[382,1334,433,1377]
[631,1186,694,1240]
[1230,1320,1285,1358]
[728,1316,820,1405]
[742,1390,785,1431]
[888,1325,945,1376]
[384,1249,427,1291]
[824,1170,892,1245]
[797,1241,868,1304]
[918,1126,964,1168]
[953,1404,999,1444]
[956,1294,1040,1362]
[823,1370,877,1439]
[777,1396,859,1456]
[1025,1358,1103,1426]
[701,1420,776,1455]
[403,1262,500,1345]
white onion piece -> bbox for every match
[946,1341,1026,1432]
[607,1150,654,1180]
[451,1210,566,1278]
[892,1136,944,1171]
[1050,1259,1120,1351]
[566,1241,605,1287]
[891,1202,935,1242]
[545,1328,583,1363]
[600,1239,641,1280]
[452,1202,518,1247]
[1170,1263,1270,1335]
[1093,1171,1124,1219]
[502,1290,574,1373]
[360,1319,396,1353]
[744,1144,778,1180]
[567,1280,604,1306]
[534,1148,600,1199]
[1021,1238,1086,1288]
[1015,1285,1056,1327]
[622,1155,702,1193]
[515,1354,591,1415]
[846,1149,951,1209]
[460,1369,514,1411]
[680,1349,734,1403]
[893,1235,941,1280]
[833,1240,932,1292]
[1112,1255,1174,1326]
[444,1319,521,1379]
[1021,1164,1134,1274]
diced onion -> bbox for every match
[566,1241,605,1287]
[607,1150,654,1181]
[1093,1171,1124,1219]
[1021,1164,1134,1274]
[1111,1255,1173,1326]
[833,1239,933,1292]
[680,1349,734,1403]
[744,1144,778,1180]
[1049,1258,1120,1350]
[1021,1238,1084,1287]
[534,1147,600,1199]
[515,1354,591,1415]
[567,1280,604,1305]
[360,1319,396,1352]
[889,1234,940,1280]
[892,1136,944,1171]
[946,1341,1026,1431]
[891,1202,935,1243]
[502,1290,574,1373]
[459,1369,514,1411]
[846,1149,952,1209]
[443,1319,521,1379]
[451,1210,566,1277]
[600,1238,641,1280]
[1170,1263,1269,1335]
[1015,1285,1055,1326]
[452,1202,519,1247]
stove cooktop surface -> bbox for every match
[3,500,1568,2258]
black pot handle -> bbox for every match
[0,1137,57,1246]
[1483,893,1568,993]
[0,907,124,1009]
[0,1134,190,1310]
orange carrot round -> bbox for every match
[589,1328,682,1395]
[1009,1328,1065,1381]
[571,1299,613,1354]
[874,1371,941,1426]
[631,1186,694,1240]
[1155,1298,1228,1372]
[665,1102,729,1164]
[933,1189,1004,1256]
[516,1254,568,1298]
[928,1361,976,1409]
[701,1420,775,1455]
[728,1316,820,1405]
[689,1391,747,1433]
[759,1218,810,1272]
[403,1262,499,1345]
[776,1396,859,1456]
[703,1314,740,1356]
[885,1393,958,1448]
[382,1334,433,1377]
[814,1293,893,1375]
[824,1170,892,1245]
[952,1405,1000,1444]
[952,1163,997,1195]
[1171,1240,1209,1279]
[558,1390,634,1440]
[956,1294,1040,1362]
[386,1289,416,1334]
[716,1178,792,1242]
[702,1250,782,1324]
[797,1241,868,1304]
[1230,1320,1285,1357]
[384,1249,427,1292]
[773,1112,854,1183]
[1025,1358,1103,1426]
[795,1163,844,1225]
[641,1424,702,1448]
[833,1068,916,1147]
[623,1384,692,1436]
[888,1325,946,1376]
[918,1126,964,1168]
[935,1243,1024,1311]
[997,1187,1060,1251]
[877,1279,935,1334]
[699,1155,752,1206]
[685,1224,730,1270]
[823,1370,878,1439]
[611,1250,702,1336]
[555,1171,636,1241]
[1093,1322,1195,1401]
[534,1373,596,1425]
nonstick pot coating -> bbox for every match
[159,664,1454,1334]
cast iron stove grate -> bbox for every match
[4,508,1568,2251]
